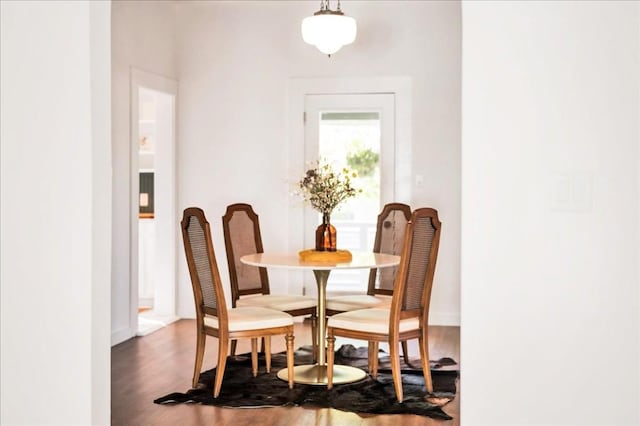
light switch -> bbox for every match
[550,172,593,212]
[415,174,424,187]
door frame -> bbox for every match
[129,68,178,336]
[287,77,412,295]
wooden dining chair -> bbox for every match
[181,207,295,397]
[326,207,442,402]
[326,203,411,314]
[222,203,318,359]
[325,202,412,360]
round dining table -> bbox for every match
[240,251,400,385]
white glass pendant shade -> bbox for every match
[301,13,357,55]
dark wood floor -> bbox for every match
[111,319,460,425]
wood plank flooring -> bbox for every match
[111,319,460,426]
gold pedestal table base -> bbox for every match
[276,364,366,385]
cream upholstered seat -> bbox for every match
[222,203,318,359]
[181,207,295,397]
[323,294,391,312]
[204,306,294,331]
[326,308,421,334]
[326,207,442,403]
[235,294,319,311]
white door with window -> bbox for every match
[304,93,396,295]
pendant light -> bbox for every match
[301,0,357,56]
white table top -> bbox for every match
[240,251,400,271]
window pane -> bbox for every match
[318,111,381,294]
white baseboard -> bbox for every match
[111,327,134,346]
[429,312,460,326]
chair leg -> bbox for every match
[310,314,318,362]
[326,332,336,390]
[264,336,272,373]
[419,328,433,393]
[230,339,237,356]
[213,337,229,398]
[389,337,404,403]
[192,330,206,388]
[368,341,379,379]
[401,340,410,364]
[251,338,258,377]
[285,332,295,389]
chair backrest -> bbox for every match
[390,208,441,324]
[222,203,270,305]
[181,207,228,327]
[367,203,412,296]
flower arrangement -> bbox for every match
[296,160,360,215]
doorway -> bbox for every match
[287,77,412,298]
[130,69,178,336]
[304,93,395,295]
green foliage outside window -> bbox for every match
[346,145,380,178]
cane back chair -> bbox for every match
[222,203,318,358]
[326,207,442,402]
[181,207,295,397]
[325,202,412,360]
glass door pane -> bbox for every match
[304,94,395,295]
[319,112,380,293]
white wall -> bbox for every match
[1,1,111,424]
[111,0,177,344]
[462,2,639,425]
[174,1,462,323]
